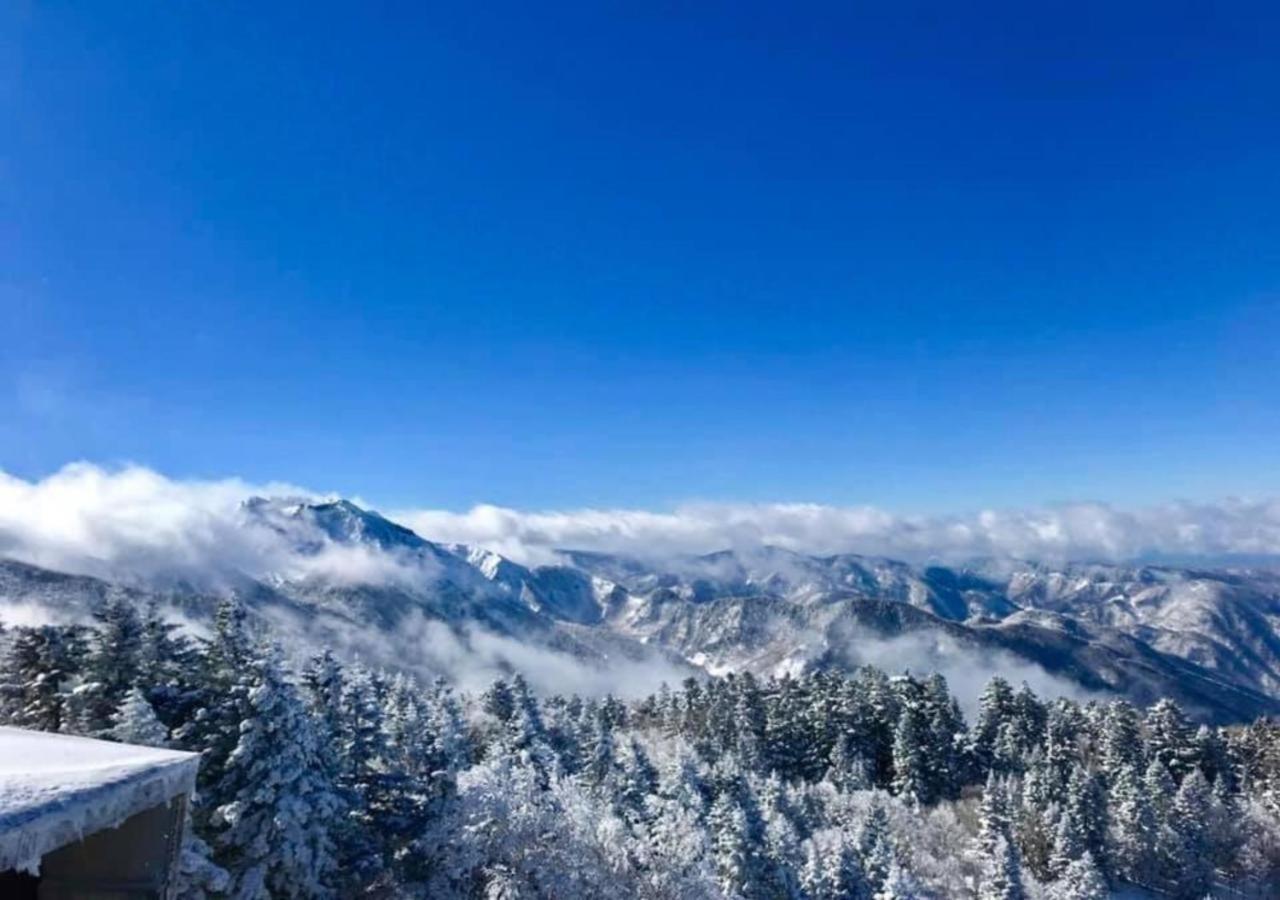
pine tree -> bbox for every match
[1100,701,1144,776]
[427,676,472,773]
[979,771,1013,856]
[136,600,197,726]
[583,704,617,788]
[1192,724,1231,788]
[922,672,965,800]
[1166,769,1215,899]
[1063,765,1108,875]
[891,699,929,807]
[617,737,659,819]
[111,685,168,746]
[1049,851,1108,900]
[300,649,345,744]
[800,830,865,900]
[208,644,341,898]
[734,672,768,772]
[859,795,898,895]
[78,596,145,734]
[1106,763,1157,885]
[973,677,1016,775]
[1049,805,1087,879]
[977,834,1026,900]
[875,859,921,900]
[978,769,1026,900]
[826,733,871,791]
[1143,758,1177,822]
[765,676,810,780]
[0,625,82,732]
[483,678,516,723]
[710,791,753,899]
[1144,699,1195,781]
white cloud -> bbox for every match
[2,463,1279,587]
[0,462,428,588]
[395,497,1280,566]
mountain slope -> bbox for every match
[3,498,1280,721]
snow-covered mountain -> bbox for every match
[3,497,1280,721]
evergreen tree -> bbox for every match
[859,795,898,896]
[111,685,168,746]
[209,644,341,898]
[0,625,82,732]
[978,771,1013,856]
[482,678,516,724]
[617,737,659,819]
[710,791,754,899]
[874,859,921,900]
[922,672,965,800]
[972,677,1016,774]
[1166,769,1215,899]
[78,596,145,734]
[977,834,1026,900]
[1099,701,1144,775]
[1106,763,1158,885]
[1144,699,1196,781]
[583,703,617,788]
[1049,851,1108,900]
[891,699,929,807]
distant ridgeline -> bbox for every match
[2,597,1280,898]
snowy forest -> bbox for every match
[3,598,1280,899]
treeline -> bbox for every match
[2,597,1280,898]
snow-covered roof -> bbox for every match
[0,726,199,874]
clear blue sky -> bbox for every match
[3,2,1278,512]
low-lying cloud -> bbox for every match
[3,464,1280,580]
[396,497,1280,567]
[0,462,431,588]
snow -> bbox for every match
[0,726,199,874]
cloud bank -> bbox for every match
[2,463,1280,581]
[0,463,429,588]
[395,497,1280,567]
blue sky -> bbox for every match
[3,2,1279,513]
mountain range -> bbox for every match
[4,497,1280,722]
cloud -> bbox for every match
[395,497,1280,566]
[829,627,1098,717]
[2,464,1280,584]
[3,462,1277,700]
[0,462,431,588]
[262,605,691,699]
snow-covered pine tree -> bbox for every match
[617,737,659,822]
[0,625,82,732]
[972,677,1016,775]
[209,643,341,899]
[734,672,768,772]
[1100,700,1144,776]
[826,733,872,792]
[1144,698,1196,781]
[859,794,899,896]
[978,771,1013,856]
[111,685,168,746]
[1166,768,1215,899]
[977,834,1027,900]
[709,790,754,899]
[1048,850,1108,900]
[482,678,516,724]
[875,858,922,900]
[922,672,966,800]
[891,695,930,807]
[583,702,618,788]
[1063,764,1108,876]
[77,596,145,735]
[1106,762,1158,885]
